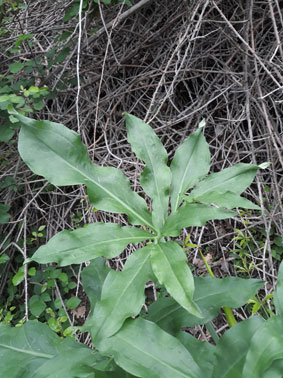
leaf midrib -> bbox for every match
[0,343,53,359]
[115,331,196,378]
[24,124,155,231]
[94,249,151,341]
[172,133,201,213]
[192,166,256,199]
[46,235,152,256]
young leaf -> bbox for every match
[274,261,283,315]
[242,316,283,377]
[187,163,261,206]
[27,223,153,266]
[162,203,235,237]
[148,276,263,334]
[125,114,171,231]
[0,321,111,378]
[16,113,154,230]
[99,317,202,378]
[170,125,210,213]
[85,245,153,345]
[81,257,111,311]
[150,241,201,317]
[212,316,264,378]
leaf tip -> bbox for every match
[198,118,206,129]
[258,162,270,169]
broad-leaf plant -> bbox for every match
[1,112,282,378]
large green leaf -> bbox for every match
[148,276,263,334]
[81,257,110,312]
[274,261,283,315]
[0,321,111,378]
[170,125,210,213]
[162,203,235,237]
[187,163,261,207]
[176,331,215,378]
[150,241,201,317]
[16,113,154,230]
[99,318,202,378]
[242,316,283,377]
[212,316,264,378]
[27,223,153,266]
[125,114,171,231]
[85,246,152,345]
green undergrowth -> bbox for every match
[1,111,282,378]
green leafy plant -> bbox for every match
[1,111,280,377]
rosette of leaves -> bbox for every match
[1,111,276,378]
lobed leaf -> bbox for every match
[99,317,202,378]
[185,190,260,210]
[162,203,235,237]
[170,125,210,213]
[187,163,261,206]
[125,114,171,231]
[85,245,153,345]
[150,241,201,317]
[27,223,153,266]
[16,113,154,230]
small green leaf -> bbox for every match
[0,254,9,264]
[66,297,81,310]
[58,272,68,284]
[33,100,44,110]
[12,271,24,286]
[29,295,46,317]
[48,318,61,332]
[274,237,283,248]
[41,292,51,302]
[63,3,80,22]
[9,62,25,73]
[28,267,36,276]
